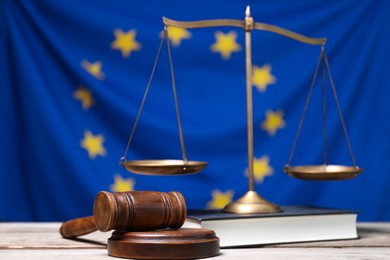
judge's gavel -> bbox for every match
[60,191,186,238]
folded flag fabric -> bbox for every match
[1,0,389,221]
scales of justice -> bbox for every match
[119,6,363,215]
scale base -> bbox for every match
[223,191,281,214]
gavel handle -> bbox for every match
[60,216,97,238]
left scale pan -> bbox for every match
[121,159,208,175]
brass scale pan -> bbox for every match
[120,17,362,180]
[121,160,208,176]
[284,165,363,181]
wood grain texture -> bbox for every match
[1,222,389,259]
[0,223,108,249]
[93,191,186,232]
[60,216,97,239]
[108,228,220,259]
[1,248,390,260]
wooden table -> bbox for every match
[0,222,389,259]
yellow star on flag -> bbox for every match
[253,155,274,183]
[73,86,95,110]
[211,31,241,60]
[261,109,286,136]
[110,174,135,192]
[207,189,234,209]
[252,64,276,92]
[81,60,105,80]
[165,26,191,47]
[80,130,107,159]
[111,28,141,58]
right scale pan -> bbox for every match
[285,46,362,181]
[284,165,363,181]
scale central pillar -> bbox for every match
[223,6,281,214]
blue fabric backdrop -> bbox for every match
[1,0,389,221]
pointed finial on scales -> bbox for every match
[245,5,251,17]
[244,6,253,31]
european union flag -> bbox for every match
[1,0,389,221]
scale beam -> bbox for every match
[163,18,326,45]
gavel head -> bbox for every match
[93,191,186,232]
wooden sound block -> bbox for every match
[108,228,220,259]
